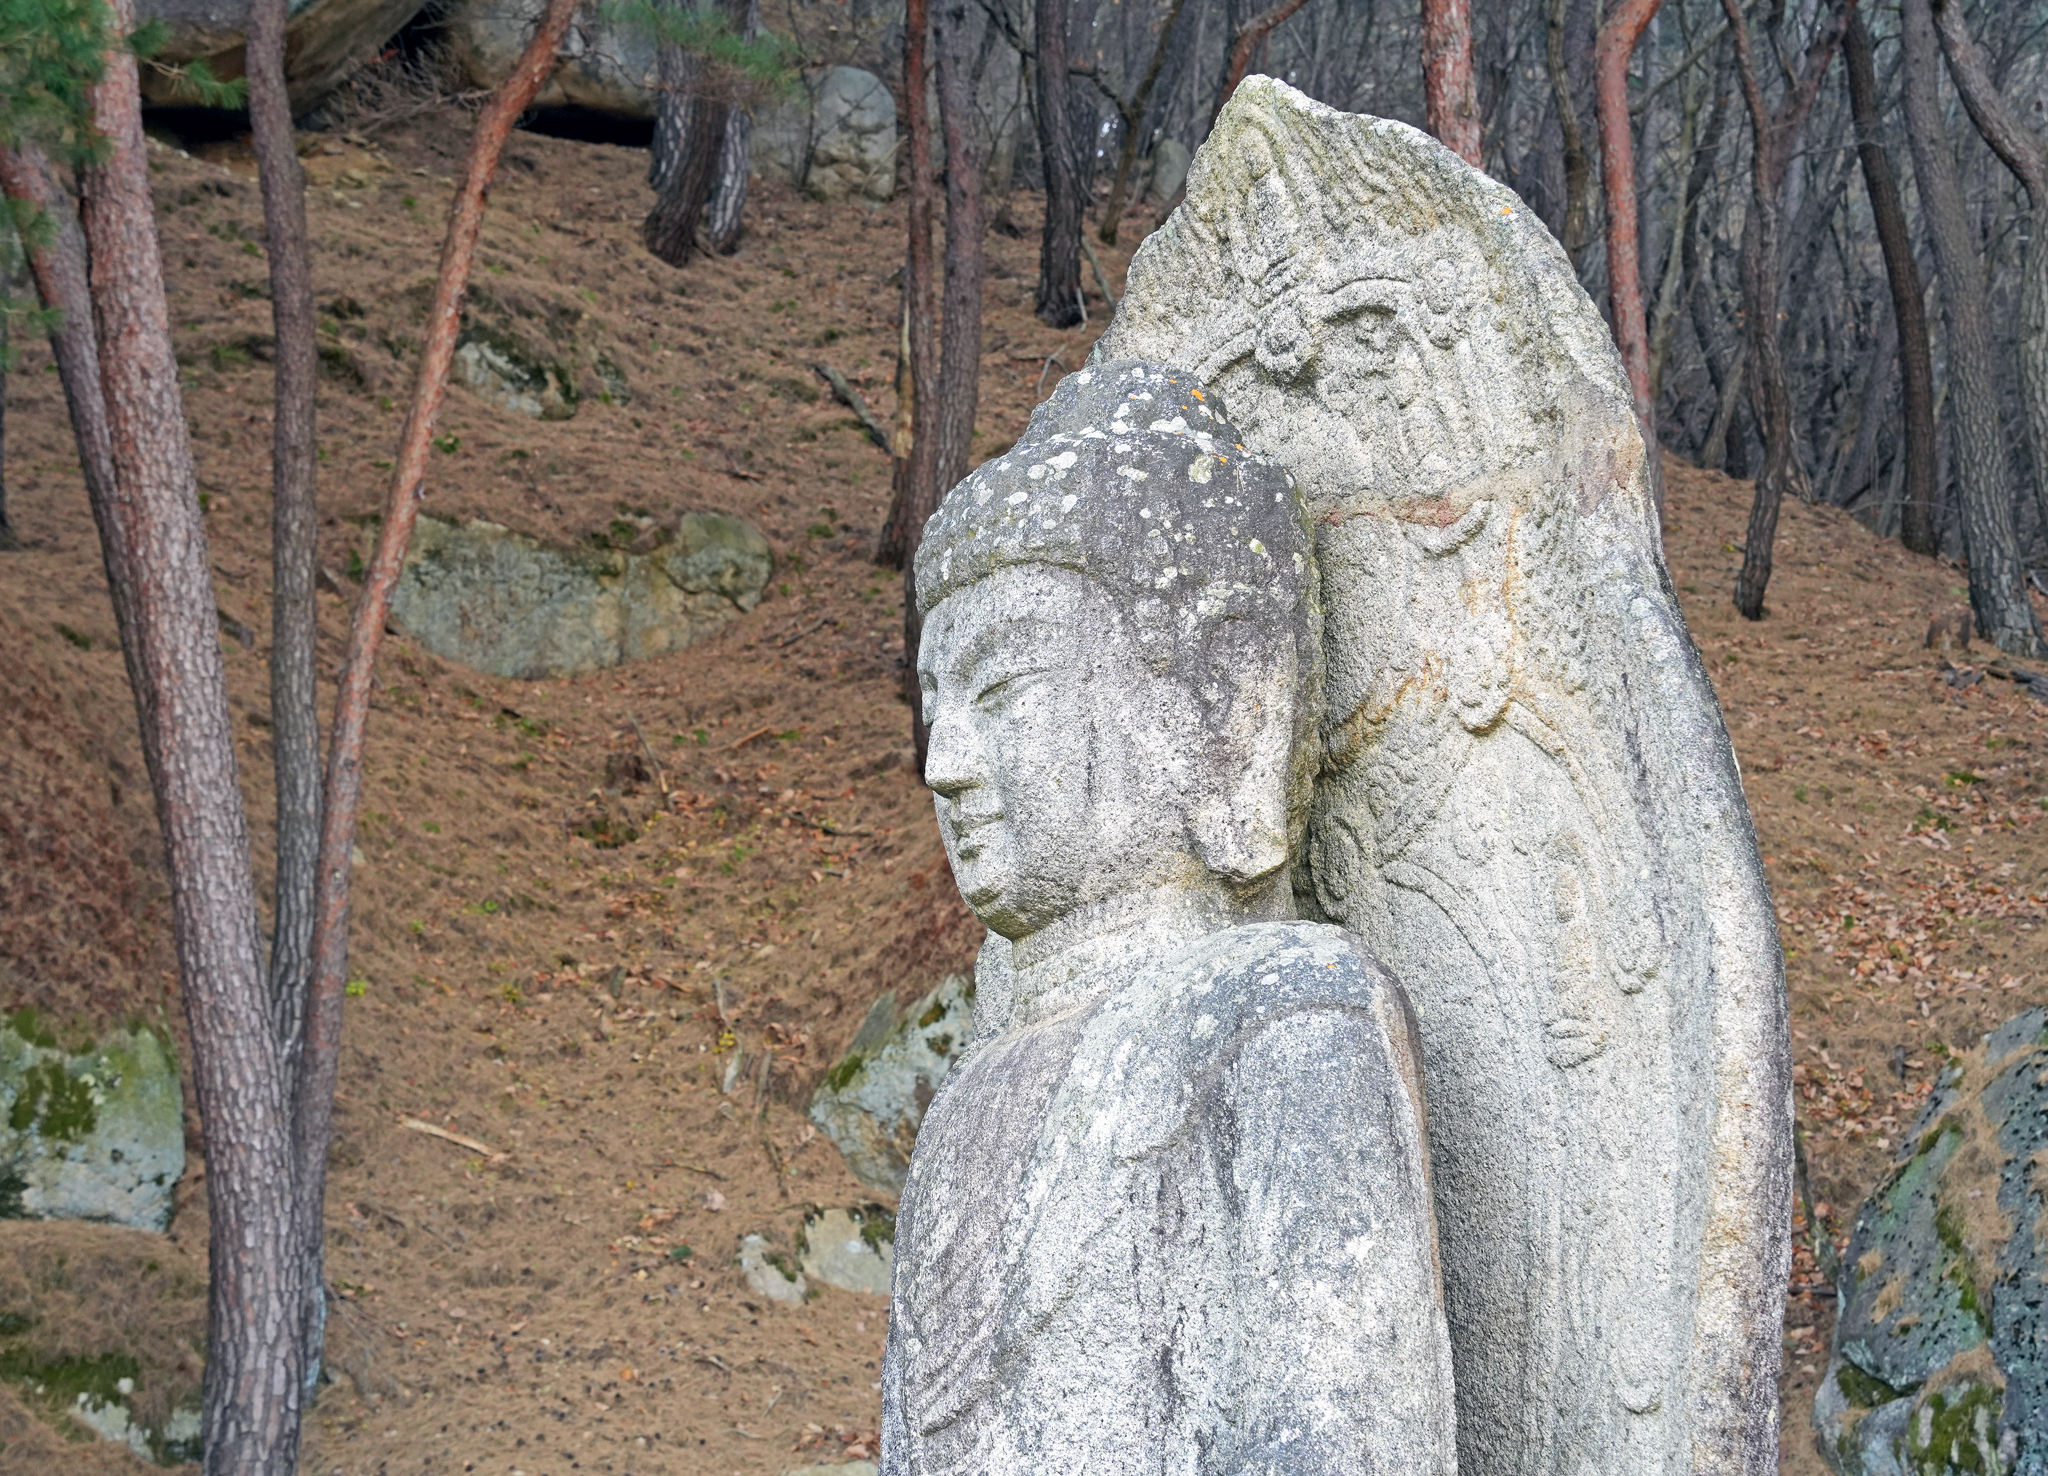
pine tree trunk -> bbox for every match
[1900,0,2045,653]
[1928,0,2048,567]
[1546,0,1593,271]
[1594,0,1665,526]
[1843,9,1939,556]
[931,0,986,502]
[77,5,307,1470]
[877,0,941,573]
[706,108,751,253]
[1033,0,1084,327]
[1721,0,1850,622]
[247,0,323,1074]
[1421,0,1483,166]
[0,148,124,604]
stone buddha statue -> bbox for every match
[881,362,1457,1475]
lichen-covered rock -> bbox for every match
[808,975,971,1195]
[756,67,896,202]
[452,326,578,421]
[1146,137,1192,205]
[444,0,658,118]
[797,1206,893,1296]
[0,1019,184,1233]
[738,1233,807,1306]
[135,0,424,113]
[388,512,772,679]
[1815,1008,2046,1476]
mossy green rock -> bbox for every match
[390,512,773,679]
[808,975,971,1195]
[0,1025,183,1233]
[1815,1008,2046,1474]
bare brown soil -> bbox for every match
[0,109,2041,1475]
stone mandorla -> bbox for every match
[1097,76,1789,1476]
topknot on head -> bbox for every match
[912,360,1309,632]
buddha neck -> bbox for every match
[1007,878,1290,1027]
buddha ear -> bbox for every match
[1188,659,1296,887]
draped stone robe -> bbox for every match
[880,919,1457,1476]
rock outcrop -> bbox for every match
[754,67,898,202]
[136,0,425,113]
[808,975,971,1195]
[388,512,773,679]
[797,1206,893,1296]
[1815,1007,2046,1476]
[0,1019,184,1233]
[444,0,658,118]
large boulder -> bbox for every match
[797,1205,892,1296]
[136,0,427,114]
[443,0,658,118]
[0,1019,184,1233]
[754,67,896,202]
[1145,137,1191,205]
[388,512,773,679]
[1814,1007,2046,1475]
[808,974,970,1195]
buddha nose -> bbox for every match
[922,708,982,798]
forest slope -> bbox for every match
[0,114,2042,1474]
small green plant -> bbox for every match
[807,521,835,539]
[422,820,442,834]
[1793,786,1808,803]
[667,1244,694,1262]
[433,434,461,455]
[52,622,90,650]
[1944,769,1982,787]
[344,979,367,998]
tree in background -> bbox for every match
[3,0,581,1466]
[1033,0,1085,325]
[1594,0,1664,522]
[1720,0,1850,622]
[877,0,988,759]
[1899,0,2044,654]
[1841,7,1937,557]
[1421,0,1481,166]
[1931,0,2048,573]
[1082,0,1190,245]
[638,0,787,264]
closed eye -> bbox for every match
[976,668,1050,707]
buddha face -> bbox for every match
[918,564,1201,942]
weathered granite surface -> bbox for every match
[755,67,898,202]
[1814,1008,2046,1476]
[1097,78,1790,1476]
[136,0,422,112]
[798,1206,893,1297]
[887,364,1455,1474]
[445,0,658,119]
[0,1022,184,1233]
[389,512,771,679]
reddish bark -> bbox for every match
[76,2,306,1468]
[1212,0,1309,129]
[0,147,131,666]
[1594,0,1663,518]
[876,0,940,570]
[297,0,582,1377]
[1421,0,1483,166]
[246,0,323,1053]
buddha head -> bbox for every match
[913,362,1321,947]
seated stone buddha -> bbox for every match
[880,362,1457,1476]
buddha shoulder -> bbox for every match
[1120,920,1423,1079]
